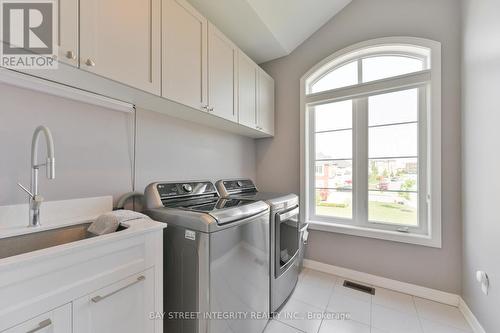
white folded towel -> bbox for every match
[88,210,150,235]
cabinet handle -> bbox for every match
[85,58,96,67]
[26,319,52,333]
[91,275,145,303]
[208,106,214,112]
[201,104,208,111]
[65,50,76,60]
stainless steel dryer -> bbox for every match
[216,179,308,313]
[144,181,270,333]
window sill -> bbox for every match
[307,220,442,248]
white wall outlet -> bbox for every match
[476,270,489,295]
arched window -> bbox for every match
[300,37,441,247]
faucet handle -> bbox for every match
[17,183,34,199]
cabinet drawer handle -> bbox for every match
[26,319,52,333]
[91,275,145,303]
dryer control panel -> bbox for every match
[216,179,257,197]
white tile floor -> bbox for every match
[265,269,472,333]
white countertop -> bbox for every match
[0,217,166,270]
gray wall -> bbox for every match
[257,0,462,293]
[461,0,500,330]
[0,84,256,207]
[0,83,135,205]
[135,108,256,190]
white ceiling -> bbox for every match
[186,0,352,64]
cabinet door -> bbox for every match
[73,269,155,333]
[238,51,258,129]
[208,23,237,122]
[80,0,160,94]
[258,69,275,135]
[2,304,71,333]
[55,0,78,67]
[162,0,207,111]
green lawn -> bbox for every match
[316,201,417,226]
[316,204,353,219]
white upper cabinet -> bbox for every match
[238,51,258,129]
[73,269,155,333]
[79,0,161,94]
[56,0,78,67]
[258,69,275,135]
[5,0,274,137]
[208,23,238,122]
[162,0,208,111]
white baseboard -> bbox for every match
[459,297,486,333]
[303,259,486,332]
[303,259,459,305]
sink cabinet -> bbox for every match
[0,223,164,333]
[73,269,155,333]
[2,304,71,333]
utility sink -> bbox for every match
[0,222,127,260]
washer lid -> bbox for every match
[144,180,269,231]
[167,197,267,224]
[146,199,269,232]
[215,179,298,209]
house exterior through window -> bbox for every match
[300,37,442,247]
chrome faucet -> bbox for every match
[17,126,56,227]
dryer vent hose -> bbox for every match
[115,191,144,210]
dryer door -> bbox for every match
[275,206,300,278]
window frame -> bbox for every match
[300,37,442,248]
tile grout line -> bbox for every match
[334,275,376,331]
[370,288,374,332]
[339,273,421,330]
[307,269,471,333]
[303,261,460,306]
[413,296,426,333]
[333,276,374,331]
[371,290,422,315]
[413,297,473,333]
[317,277,336,333]
[279,320,308,333]
[275,269,330,333]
